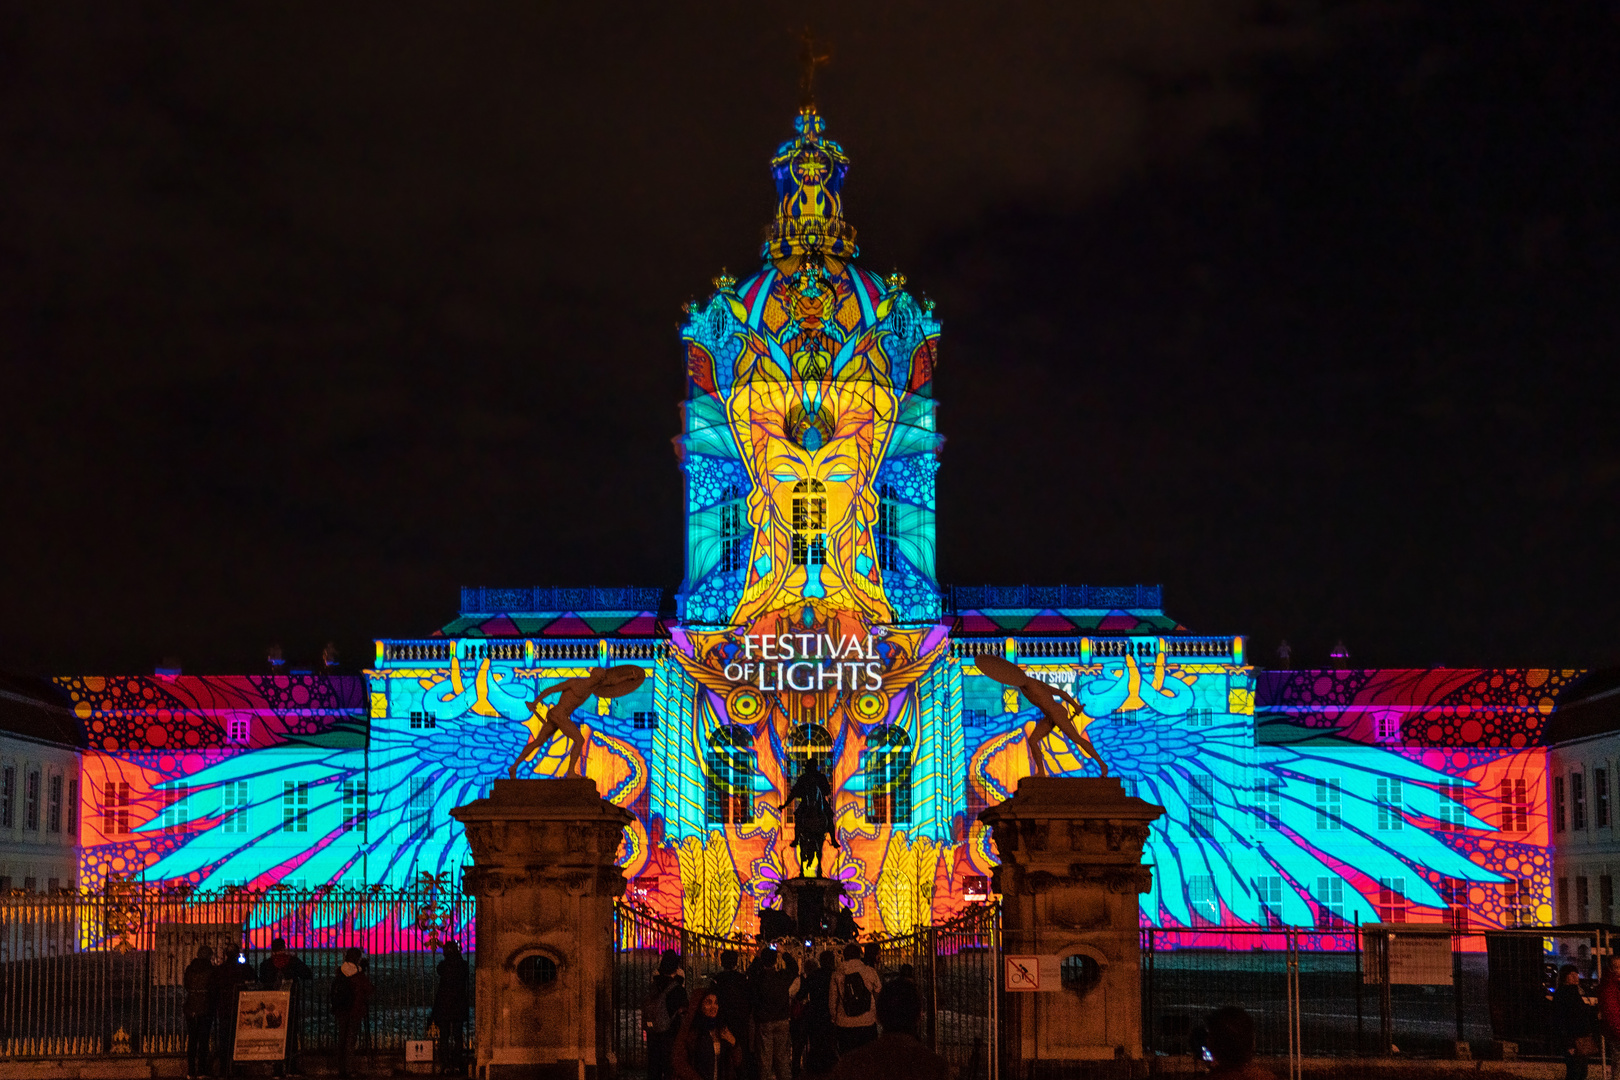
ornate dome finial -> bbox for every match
[762,106,858,262]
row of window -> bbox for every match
[0,875,76,894]
[1553,767,1613,833]
[703,723,914,828]
[1197,875,1508,930]
[102,779,370,836]
[1248,776,1529,833]
[1558,873,1617,925]
[1,764,77,838]
[714,481,906,573]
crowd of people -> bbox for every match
[178,936,468,1080]
[641,942,948,1080]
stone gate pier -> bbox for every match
[451,778,633,1080]
[979,776,1165,1068]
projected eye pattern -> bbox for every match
[54,109,1577,942]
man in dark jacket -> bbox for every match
[752,953,797,1080]
[210,947,255,1077]
[258,937,314,1075]
[829,981,948,1080]
[331,947,376,1079]
[800,951,838,1075]
[711,949,751,1062]
[431,941,471,1075]
[182,945,216,1080]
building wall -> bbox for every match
[0,733,81,892]
[1549,732,1620,924]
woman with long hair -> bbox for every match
[672,988,742,1080]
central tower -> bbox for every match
[655,106,961,936]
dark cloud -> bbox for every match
[0,2,1615,673]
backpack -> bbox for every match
[840,970,872,1017]
[642,984,674,1034]
[330,973,355,1016]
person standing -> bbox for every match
[330,947,375,1079]
[800,951,839,1075]
[673,990,742,1080]
[712,949,751,1070]
[829,980,948,1080]
[828,943,881,1054]
[645,951,689,1080]
[431,941,471,1075]
[752,953,796,1080]
[1201,1007,1275,1079]
[182,945,216,1080]
[1552,965,1596,1080]
[257,937,314,1076]
[210,946,255,1077]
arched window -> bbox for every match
[786,723,833,787]
[704,725,755,826]
[875,483,900,572]
[718,484,749,574]
[790,480,827,567]
[863,725,912,826]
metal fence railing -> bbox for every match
[1141,923,1616,1071]
[611,903,998,1080]
[0,883,473,1060]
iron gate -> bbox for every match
[611,903,998,1078]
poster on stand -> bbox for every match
[234,990,292,1060]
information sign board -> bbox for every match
[234,990,292,1061]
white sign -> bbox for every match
[1005,955,1063,992]
[406,1040,435,1063]
[1387,933,1454,985]
[234,990,292,1061]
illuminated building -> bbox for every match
[51,107,1589,937]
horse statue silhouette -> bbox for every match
[780,758,840,877]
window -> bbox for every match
[1188,875,1218,926]
[66,778,77,838]
[1189,776,1217,838]
[1375,778,1403,831]
[1436,783,1466,831]
[1598,769,1611,828]
[1187,708,1214,728]
[1577,876,1591,922]
[785,723,833,787]
[1573,772,1588,831]
[1440,879,1470,931]
[226,716,251,744]
[1256,876,1285,926]
[1375,713,1401,743]
[1315,877,1345,928]
[103,781,130,834]
[341,781,367,834]
[1558,877,1570,924]
[409,777,433,832]
[863,726,913,827]
[222,781,250,834]
[875,484,900,572]
[1314,779,1342,830]
[1500,778,1529,832]
[47,774,63,833]
[282,781,309,833]
[1503,880,1526,927]
[1603,875,1614,926]
[409,711,437,730]
[790,479,827,567]
[1378,877,1407,923]
[1554,776,1566,833]
[704,726,755,826]
[25,769,41,831]
[632,712,659,732]
[718,486,750,574]
[1,764,13,829]
[160,784,189,834]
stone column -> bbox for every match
[978,776,1164,1068]
[451,778,634,1080]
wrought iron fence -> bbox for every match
[611,902,998,1079]
[0,883,472,1060]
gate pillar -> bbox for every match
[979,776,1164,1069]
[451,778,634,1080]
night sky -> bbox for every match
[2,3,1616,675]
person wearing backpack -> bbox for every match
[644,951,689,1080]
[827,942,880,1053]
[330,947,374,1079]
[182,945,216,1080]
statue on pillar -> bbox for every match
[976,653,1109,778]
[509,665,646,780]
[780,758,840,877]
